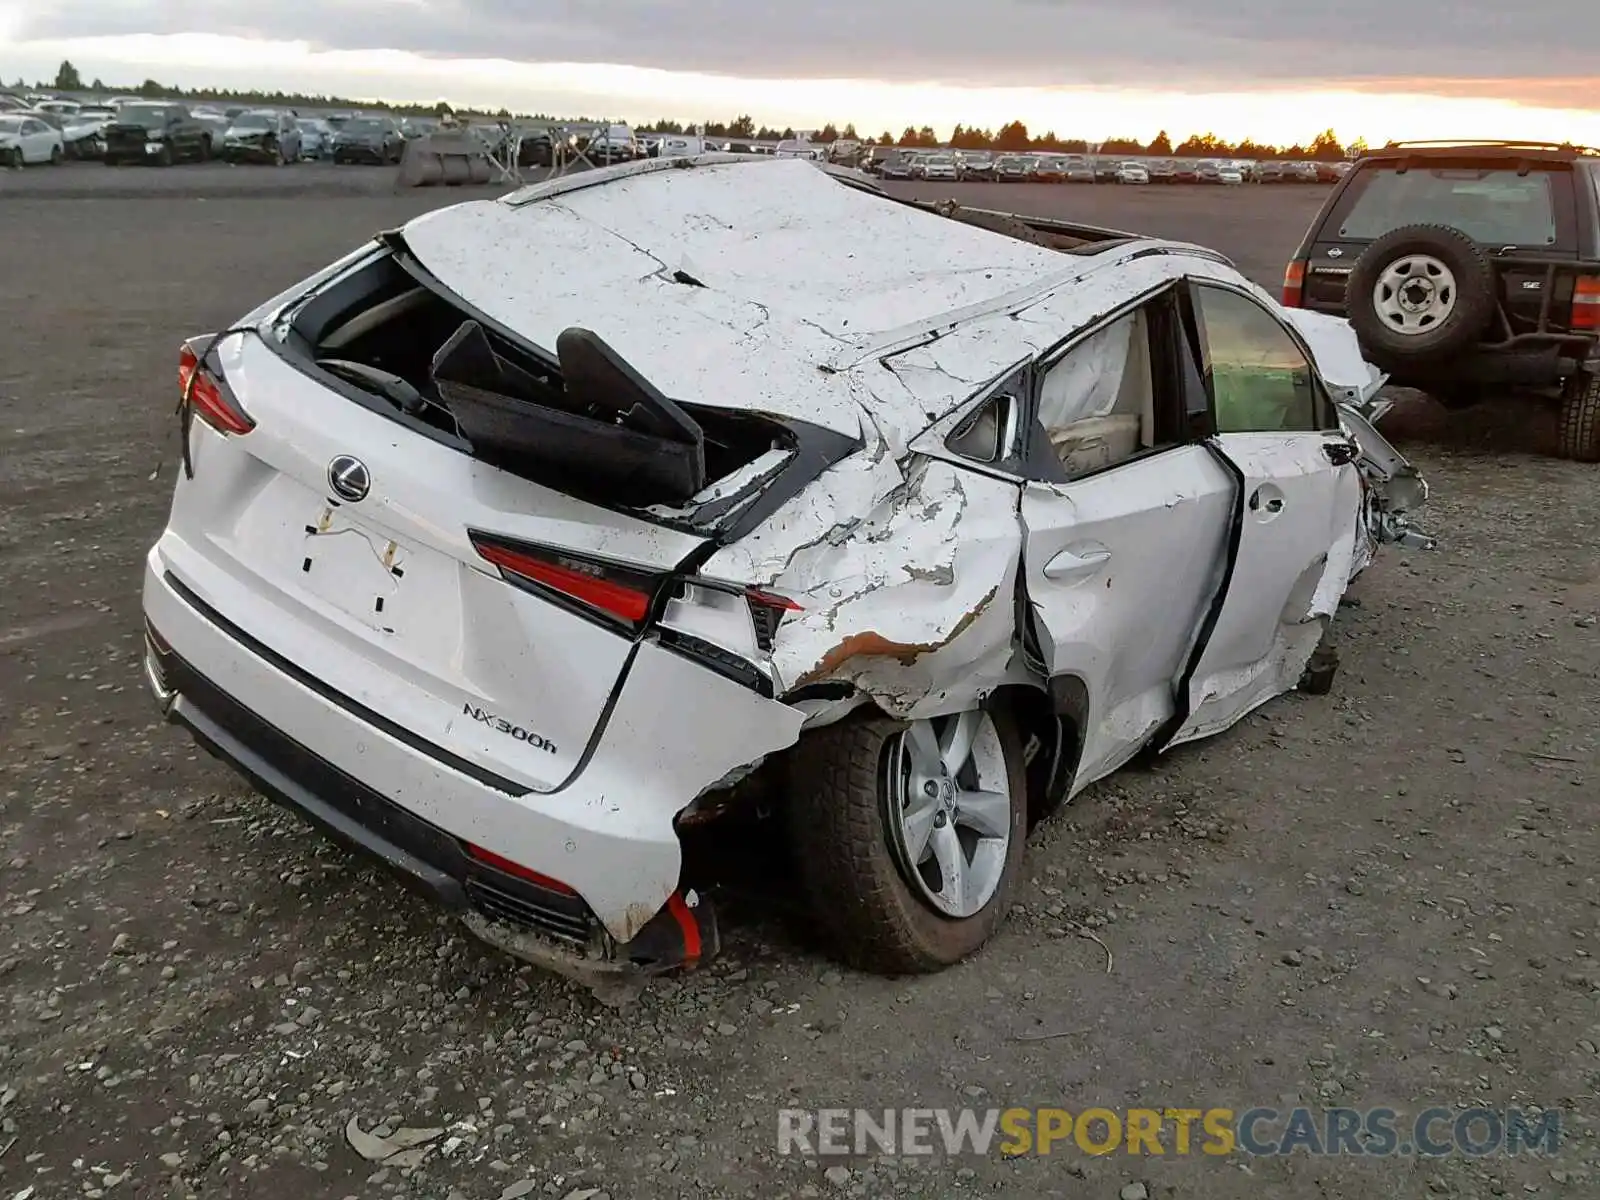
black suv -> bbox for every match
[1283,141,1600,460]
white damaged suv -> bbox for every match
[144,156,1432,988]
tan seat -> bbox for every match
[1049,414,1142,477]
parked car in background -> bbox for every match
[993,153,1035,182]
[959,150,995,180]
[1146,158,1176,183]
[0,114,65,166]
[1218,163,1246,185]
[399,116,439,140]
[880,151,917,180]
[33,98,80,119]
[103,103,211,166]
[1064,157,1097,183]
[587,123,640,163]
[221,110,301,165]
[333,116,405,164]
[297,118,335,160]
[1116,161,1151,184]
[59,105,116,159]
[1032,155,1069,183]
[0,93,28,112]
[1284,139,1600,460]
[919,151,959,180]
[774,139,826,161]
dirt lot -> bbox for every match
[2,167,1598,1200]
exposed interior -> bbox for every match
[1037,308,1155,477]
[283,252,799,510]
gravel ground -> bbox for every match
[1,176,1597,1200]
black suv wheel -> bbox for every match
[1346,224,1497,364]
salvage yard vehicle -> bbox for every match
[144,155,1432,990]
[1284,140,1600,460]
[221,110,301,165]
[332,116,405,164]
[0,113,64,166]
[103,102,210,165]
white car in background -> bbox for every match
[1218,164,1246,185]
[0,113,65,166]
[919,152,959,180]
[774,139,825,160]
[1116,161,1151,184]
[144,156,1431,993]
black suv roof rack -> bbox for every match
[1377,139,1599,156]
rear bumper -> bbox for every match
[141,545,800,973]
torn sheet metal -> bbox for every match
[759,462,1021,717]
[1282,307,1388,405]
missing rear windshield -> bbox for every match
[273,243,856,536]
[1338,166,1560,247]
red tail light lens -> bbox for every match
[179,342,254,435]
[744,587,802,651]
[463,842,578,895]
[471,536,663,629]
[1281,259,1306,308]
[1574,275,1600,331]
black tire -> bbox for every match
[1346,224,1496,365]
[49,144,62,165]
[1557,371,1600,462]
[785,707,1029,975]
[198,136,211,162]
[6,147,21,168]
[155,143,173,167]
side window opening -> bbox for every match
[947,387,1018,464]
[1037,310,1152,478]
[1190,284,1328,433]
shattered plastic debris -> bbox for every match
[344,1117,447,1166]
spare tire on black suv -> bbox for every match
[1281,141,1600,462]
[1345,224,1498,364]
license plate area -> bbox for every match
[298,502,411,632]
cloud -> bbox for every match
[14,0,1599,94]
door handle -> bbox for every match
[1043,544,1112,581]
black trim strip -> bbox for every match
[162,571,531,797]
[1150,438,1246,753]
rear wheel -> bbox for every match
[49,144,62,165]
[786,706,1028,974]
[156,143,173,167]
[1557,371,1600,462]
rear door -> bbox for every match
[1016,288,1234,786]
[1161,281,1364,748]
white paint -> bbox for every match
[144,154,1435,973]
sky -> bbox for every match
[4,1,1599,146]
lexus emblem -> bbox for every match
[327,455,370,502]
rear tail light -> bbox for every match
[1574,275,1600,331]
[470,535,665,631]
[1282,259,1307,308]
[178,341,254,435]
[743,587,802,652]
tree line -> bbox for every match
[21,61,1361,158]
